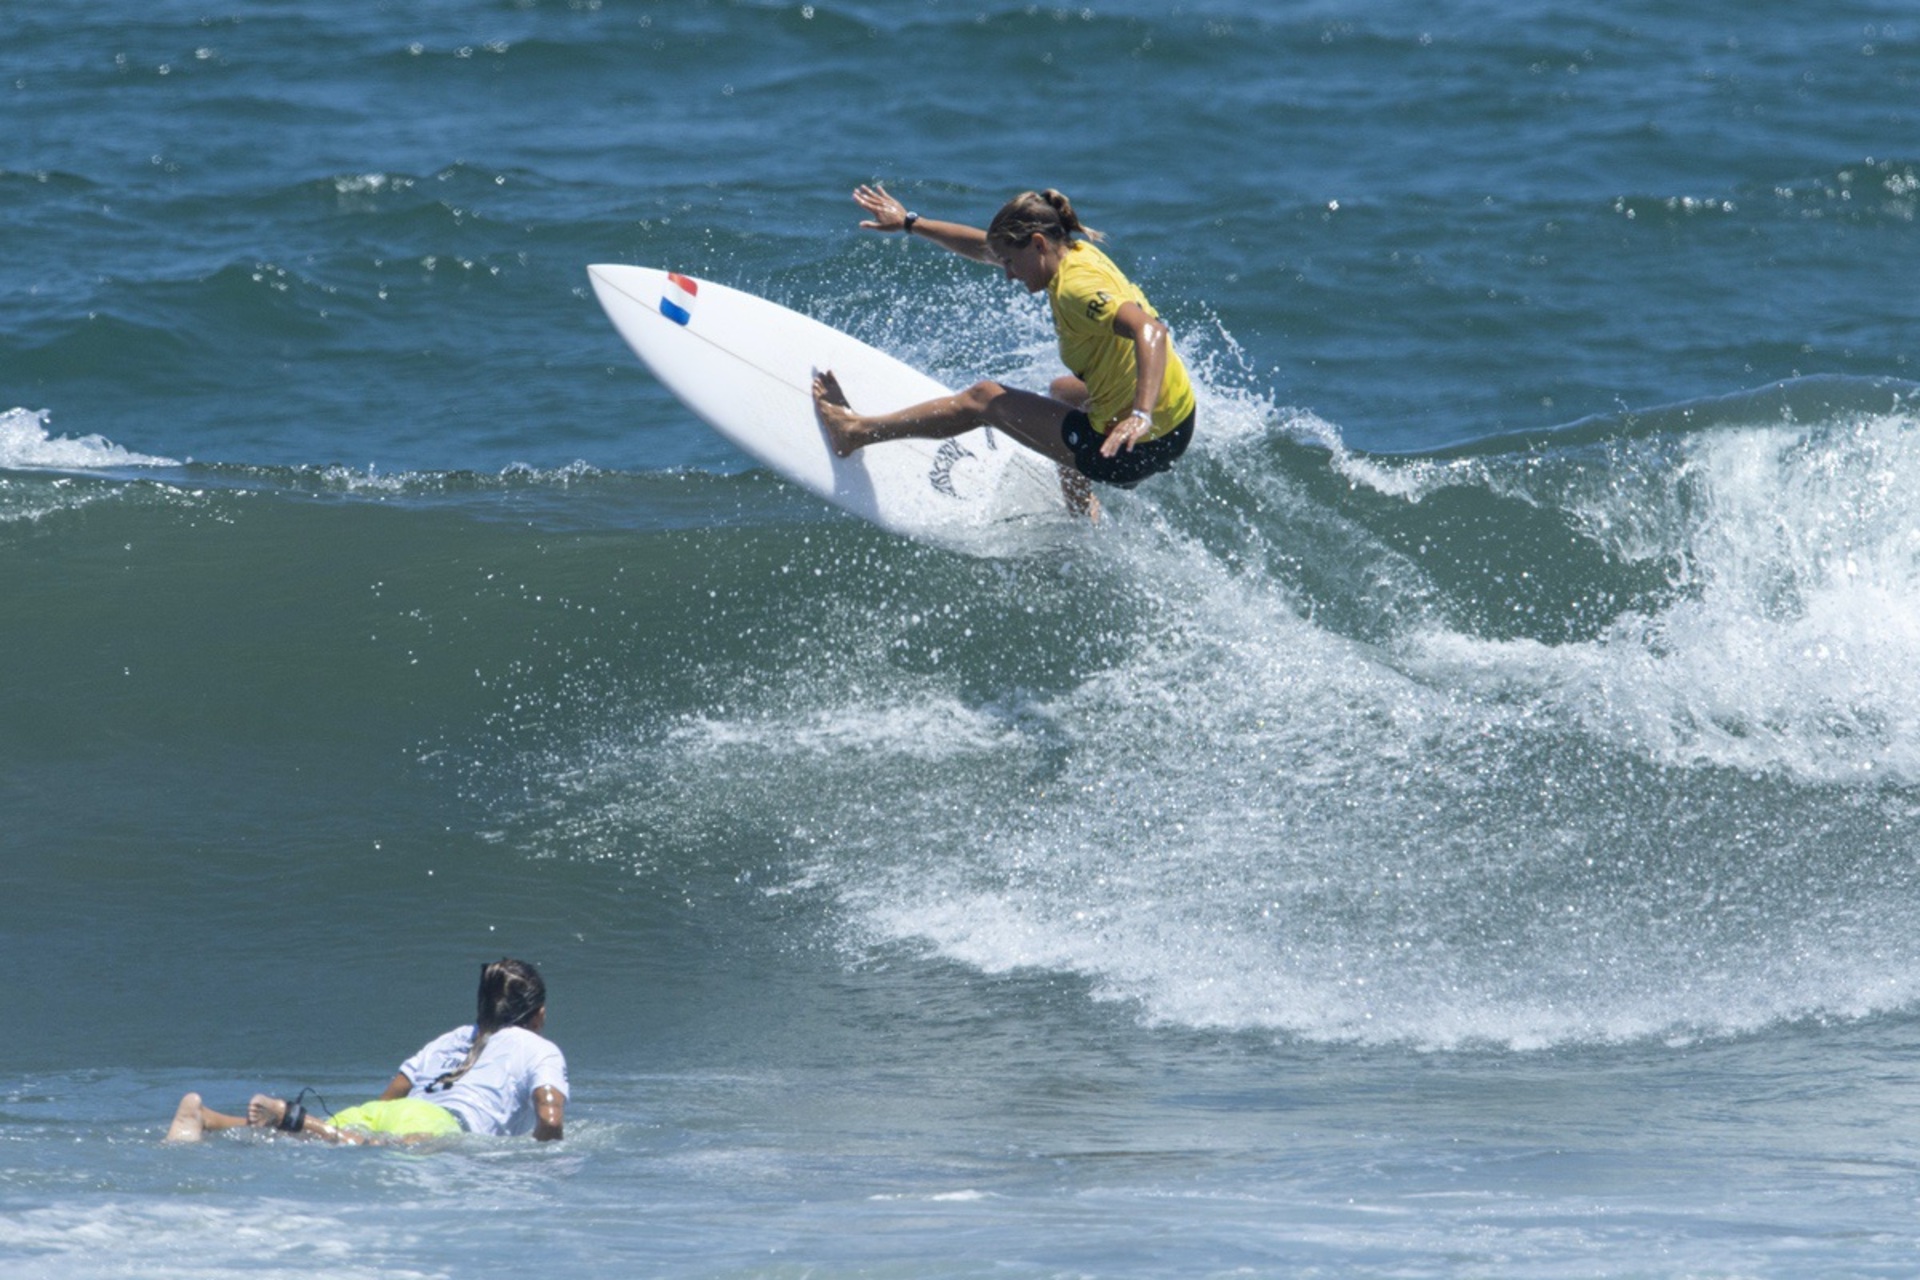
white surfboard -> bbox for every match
[588,264,1076,551]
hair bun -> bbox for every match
[1040,189,1077,232]
[986,189,1104,246]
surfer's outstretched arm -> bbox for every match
[852,184,994,263]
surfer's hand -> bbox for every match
[1100,411,1154,457]
[853,183,908,232]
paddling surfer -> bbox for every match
[165,958,567,1145]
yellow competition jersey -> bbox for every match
[1046,241,1196,440]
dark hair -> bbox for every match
[985,188,1104,253]
[476,957,546,1031]
[426,958,547,1093]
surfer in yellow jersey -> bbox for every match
[812,185,1197,508]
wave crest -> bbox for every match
[0,408,179,471]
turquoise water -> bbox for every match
[8,3,1920,1275]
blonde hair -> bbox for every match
[986,189,1104,252]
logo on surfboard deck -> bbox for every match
[929,439,976,498]
[660,273,699,326]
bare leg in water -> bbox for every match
[165,1092,332,1142]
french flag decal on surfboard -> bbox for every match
[660,273,699,326]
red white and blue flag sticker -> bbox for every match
[660,273,699,326]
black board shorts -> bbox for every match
[1060,410,1195,488]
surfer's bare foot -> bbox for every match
[812,370,866,457]
[1059,466,1100,521]
[165,1092,206,1143]
[247,1094,289,1129]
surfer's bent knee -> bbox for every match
[958,380,1010,414]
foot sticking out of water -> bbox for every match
[165,1093,206,1143]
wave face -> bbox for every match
[19,373,1900,1054]
[602,379,1920,1050]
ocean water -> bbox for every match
[7,1,1920,1275]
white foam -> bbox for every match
[0,407,179,470]
[1410,414,1920,784]
[868,1189,995,1202]
[825,417,1920,1046]
[0,1201,431,1280]
[672,696,1040,764]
